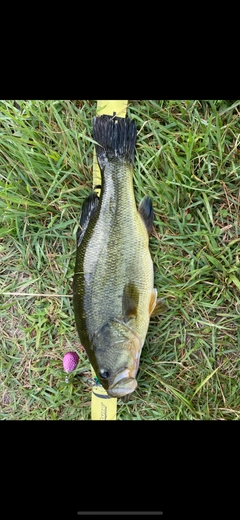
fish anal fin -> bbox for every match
[77,192,99,246]
[138,196,154,235]
[122,283,139,322]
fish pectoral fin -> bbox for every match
[149,288,158,316]
[151,297,168,317]
[77,191,99,246]
[138,196,154,235]
[122,283,139,322]
[149,289,168,317]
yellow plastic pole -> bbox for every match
[91,100,128,420]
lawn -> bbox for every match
[1,99,240,420]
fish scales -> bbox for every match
[73,115,157,397]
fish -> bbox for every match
[73,114,164,398]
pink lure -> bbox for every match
[63,352,79,373]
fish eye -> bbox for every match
[99,369,110,379]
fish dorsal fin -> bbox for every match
[122,283,139,322]
[77,191,99,246]
[138,196,154,235]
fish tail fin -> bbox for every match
[93,114,136,170]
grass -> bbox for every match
[1,99,240,420]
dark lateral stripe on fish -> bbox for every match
[93,115,136,168]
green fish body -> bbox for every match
[73,115,158,397]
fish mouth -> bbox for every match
[108,369,138,398]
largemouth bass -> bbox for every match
[73,114,160,398]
